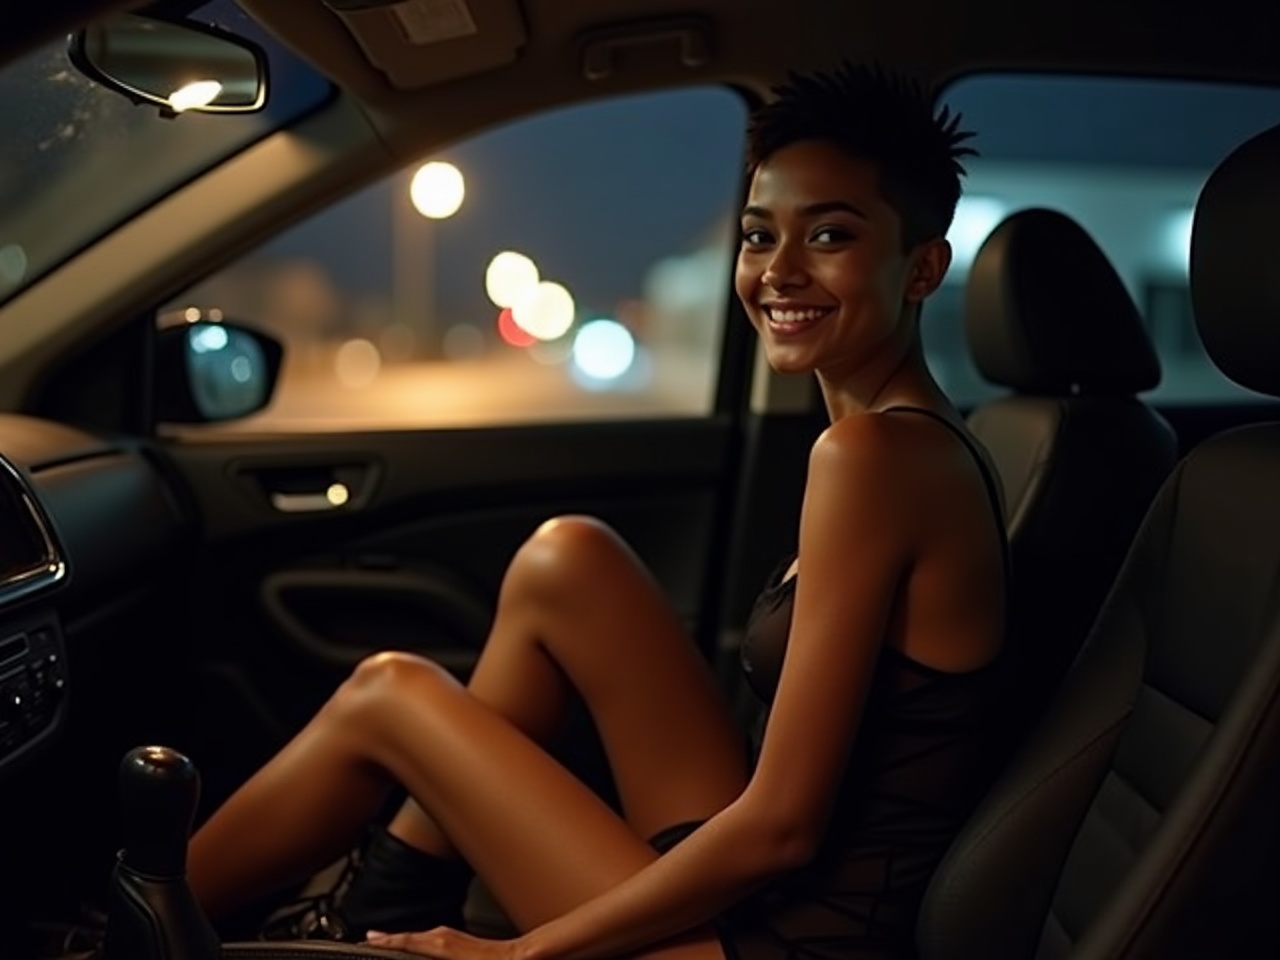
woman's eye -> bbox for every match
[812,227,853,244]
[740,227,772,246]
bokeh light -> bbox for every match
[1166,207,1196,274]
[530,337,573,366]
[512,281,575,341]
[572,319,636,381]
[443,323,487,359]
[485,251,540,308]
[410,161,466,219]
[335,338,381,387]
[190,324,229,354]
[497,308,537,348]
[0,243,28,287]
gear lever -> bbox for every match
[101,746,220,960]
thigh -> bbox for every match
[474,515,748,840]
[341,652,725,951]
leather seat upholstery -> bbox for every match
[917,127,1280,960]
[963,209,1177,729]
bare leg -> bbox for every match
[391,516,746,854]
[188,517,744,953]
[189,651,726,958]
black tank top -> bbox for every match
[731,407,1010,959]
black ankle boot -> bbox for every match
[260,827,473,942]
[336,827,474,939]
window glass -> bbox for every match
[166,87,746,430]
[930,75,1280,405]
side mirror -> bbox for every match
[69,13,267,116]
[156,321,283,423]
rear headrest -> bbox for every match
[964,208,1160,396]
[1191,123,1280,398]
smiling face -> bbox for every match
[735,140,949,385]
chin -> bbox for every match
[762,348,817,376]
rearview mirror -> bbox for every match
[156,320,283,423]
[69,13,267,116]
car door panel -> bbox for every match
[155,417,738,811]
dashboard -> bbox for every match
[0,414,189,777]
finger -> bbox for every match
[364,931,426,953]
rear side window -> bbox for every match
[930,74,1280,405]
[166,87,746,430]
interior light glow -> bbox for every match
[190,324,229,354]
[572,319,636,381]
[335,338,381,387]
[947,196,1007,270]
[485,251,540,308]
[326,483,350,507]
[229,356,252,383]
[168,80,222,113]
[512,281,575,341]
[184,307,202,323]
[410,161,466,219]
[497,307,537,348]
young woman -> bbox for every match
[187,63,1009,960]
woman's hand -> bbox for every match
[364,927,531,960]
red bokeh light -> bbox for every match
[497,307,536,347]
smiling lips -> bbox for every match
[762,303,834,335]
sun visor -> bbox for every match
[322,0,526,90]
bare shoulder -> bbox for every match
[811,408,951,476]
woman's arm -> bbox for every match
[505,414,920,960]
[371,416,918,960]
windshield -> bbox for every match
[0,1,333,307]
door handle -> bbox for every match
[233,460,379,514]
[269,484,353,513]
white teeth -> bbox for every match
[767,307,828,323]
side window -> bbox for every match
[929,74,1280,406]
[165,88,746,429]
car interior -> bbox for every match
[1,2,1279,959]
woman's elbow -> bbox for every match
[774,827,820,871]
[742,810,821,874]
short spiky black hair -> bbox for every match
[746,62,976,249]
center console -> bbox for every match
[0,453,69,772]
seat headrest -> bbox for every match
[1191,123,1280,398]
[964,208,1160,396]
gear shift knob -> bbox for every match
[118,745,200,877]
[103,745,219,960]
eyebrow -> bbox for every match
[741,200,870,221]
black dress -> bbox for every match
[718,408,1011,960]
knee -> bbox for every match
[334,650,454,716]
[509,515,631,595]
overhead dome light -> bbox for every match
[168,80,222,113]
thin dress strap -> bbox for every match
[880,406,1010,582]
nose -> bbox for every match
[761,242,807,291]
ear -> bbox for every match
[904,237,952,303]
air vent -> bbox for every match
[322,0,527,90]
[0,455,66,607]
